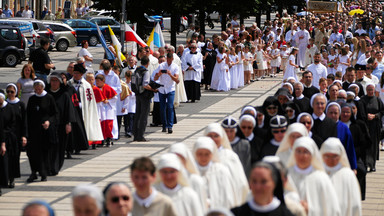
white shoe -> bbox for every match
[381,145,384,151]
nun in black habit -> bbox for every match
[239,114,264,164]
[5,83,27,188]
[262,96,285,131]
[0,105,5,195]
[360,83,384,172]
[46,72,76,175]
[222,116,251,176]
[202,41,216,90]
[260,115,288,159]
[0,93,16,189]
[26,80,59,182]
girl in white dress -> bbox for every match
[243,46,253,85]
[229,47,239,89]
[337,48,350,77]
[270,42,281,78]
[328,48,338,75]
[236,45,245,88]
[211,46,230,91]
[255,44,267,81]
[280,45,289,75]
[283,48,299,81]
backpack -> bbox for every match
[131,66,146,94]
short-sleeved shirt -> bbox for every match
[29,48,51,75]
[3,9,13,17]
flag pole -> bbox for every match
[121,0,127,52]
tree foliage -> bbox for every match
[92,0,260,46]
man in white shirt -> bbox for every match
[307,53,328,89]
[355,23,367,35]
[329,25,345,44]
[182,43,203,102]
[82,3,89,14]
[22,5,33,18]
[153,53,179,133]
[75,3,83,18]
[285,24,297,46]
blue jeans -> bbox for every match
[35,73,47,82]
[159,91,175,129]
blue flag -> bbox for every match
[96,24,115,61]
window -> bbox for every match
[0,29,20,40]
[49,24,69,31]
[77,21,92,28]
[104,19,117,25]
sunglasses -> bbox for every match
[272,129,286,134]
[241,126,253,130]
[6,90,15,94]
[267,106,277,110]
[111,195,130,203]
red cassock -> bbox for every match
[99,84,117,139]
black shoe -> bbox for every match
[168,128,173,134]
[136,138,147,142]
[150,123,159,127]
[41,176,47,182]
[8,179,14,188]
[66,152,72,159]
[92,144,96,150]
[125,133,132,138]
[27,173,37,183]
[371,168,376,172]
[162,128,166,132]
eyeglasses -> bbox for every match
[241,126,253,130]
[272,129,286,134]
[267,106,277,110]
[6,90,15,94]
[111,195,130,203]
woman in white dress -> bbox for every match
[236,45,245,88]
[283,48,299,81]
[204,123,249,206]
[320,138,362,216]
[154,153,204,216]
[193,137,237,209]
[275,123,309,165]
[168,142,208,212]
[229,47,239,89]
[211,46,230,91]
[270,42,281,78]
[287,137,341,216]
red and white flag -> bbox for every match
[124,23,147,48]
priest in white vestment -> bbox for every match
[154,153,204,216]
[293,23,310,68]
[320,138,362,216]
[287,137,341,216]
